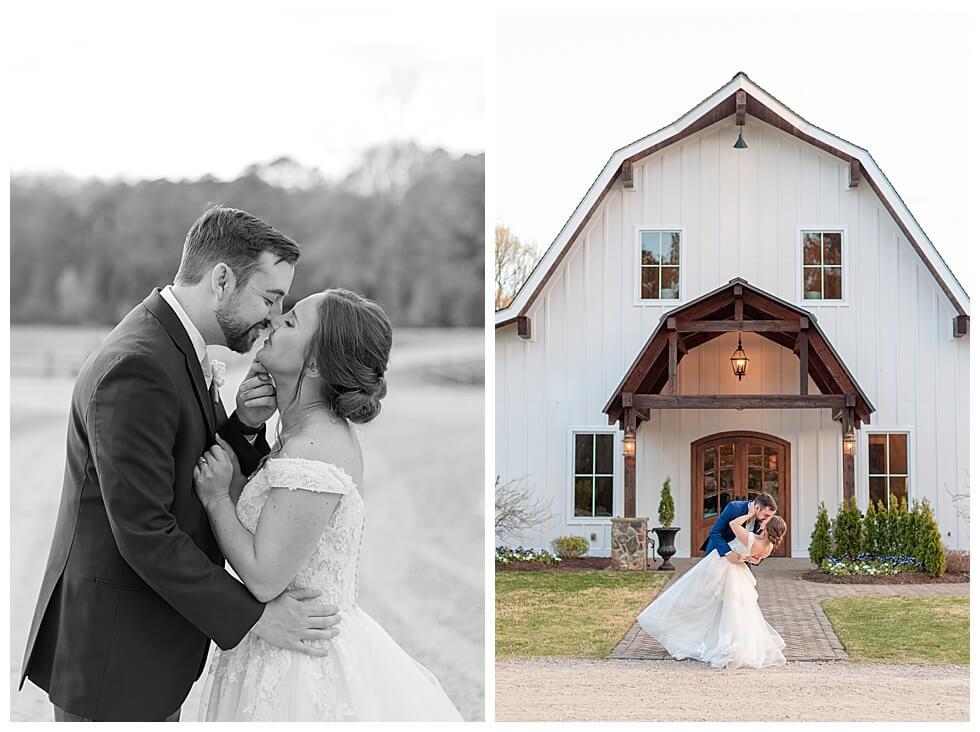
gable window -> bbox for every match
[802,231,843,300]
[639,230,681,301]
[573,432,614,518]
[868,432,909,508]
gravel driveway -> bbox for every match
[495,657,969,722]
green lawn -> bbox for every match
[495,570,672,658]
[821,596,970,665]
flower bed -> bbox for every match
[496,546,561,566]
[822,554,923,576]
[803,552,969,584]
[495,546,615,572]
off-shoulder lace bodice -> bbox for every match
[236,456,365,610]
[203,456,463,721]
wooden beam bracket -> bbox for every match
[735,90,747,127]
[516,315,531,339]
[621,159,634,190]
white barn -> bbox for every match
[495,73,970,559]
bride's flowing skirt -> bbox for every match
[200,605,463,721]
[636,551,786,670]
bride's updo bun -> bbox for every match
[765,515,787,549]
[304,288,392,424]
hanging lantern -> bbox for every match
[730,334,749,380]
[843,425,856,455]
[733,128,748,149]
[623,427,636,458]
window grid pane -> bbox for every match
[868,432,910,509]
[574,433,615,518]
[640,231,681,300]
[801,231,843,301]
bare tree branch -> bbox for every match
[495,225,538,310]
[495,475,553,542]
[945,477,970,523]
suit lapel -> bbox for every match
[143,288,216,436]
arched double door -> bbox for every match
[691,431,791,557]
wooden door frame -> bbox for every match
[690,430,792,557]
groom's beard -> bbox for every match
[216,302,267,354]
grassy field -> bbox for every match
[821,596,970,665]
[495,571,672,658]
[10,326,484,721]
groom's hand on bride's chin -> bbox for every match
[236,360,278,428]
[251,587,341,656]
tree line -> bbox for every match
[11,144,484,328]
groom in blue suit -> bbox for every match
[700,493,778,566]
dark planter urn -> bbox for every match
[649,527,681,571]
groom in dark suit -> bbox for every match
[700,493,778,566]
[21,207,341,722]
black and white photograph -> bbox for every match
[8,1,484,722]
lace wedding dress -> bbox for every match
[636,533,786,670]
[200,457,463,721]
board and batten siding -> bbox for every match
[495,113,970,556]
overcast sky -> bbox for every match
[7,1,484,181]
[496,9,977,295]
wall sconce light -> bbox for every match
[843,426,856,455]
[623,427,636,458]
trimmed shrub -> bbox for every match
[862,499,879,556]
[917,500,947,576]
[809,502,833,566]
[658,476,675,527]
[884,496,901,556]
[833,496,863,559]
[908,499,924,566]
[898,496,917,557]
[550,535,589,559]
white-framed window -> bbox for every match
[569,430,617,521]
[798,228,847,303]
[865,430,911,509]
[635,227,683,304]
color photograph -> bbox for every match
[494,8,971,722]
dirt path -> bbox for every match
[10,330,484,721]
[495,658,969,722]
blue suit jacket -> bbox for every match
[700,500,763,558]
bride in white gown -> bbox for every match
[192,288,462,721]
[637,506,787,670]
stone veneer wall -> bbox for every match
[610,517,648,570]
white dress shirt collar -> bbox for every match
[160,285,209,374]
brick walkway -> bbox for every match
[609,558,969,662]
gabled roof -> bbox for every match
[497,72,970,325]
[603,278,876,426]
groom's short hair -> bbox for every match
[753,492,778,511]
[175,205,301,287]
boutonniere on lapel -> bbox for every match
[210,359,226,398]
